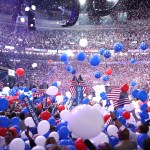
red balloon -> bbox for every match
[55,92,61,96]
[122,111,130,120]
[9,99,14,104]
[56,120,60,125]
[75,138,86,150]
[0,127,7,137]
[8,127,17,137]
[16,68,25,77]
[47,99,52,105]
[58,105,65,112]
[105,68,112,75]
[103,114,110,123]
[22,103,26,108]
[37,103,42,109]
[147,106,150,112]
[40,111,51,120]
[121,84,129,93]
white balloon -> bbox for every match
[35,136,46,147]
[107,125,118,137]
[49,132,59,142]
[56,95,64,104]
[71,133,79,138]
[93,104,105,115]
[38,120,50,135]
[91,132,109,147]
[92,97,100,103]
[32,63,37,68]
[10,138,25,150]
[21,131,33,139]
[24,117,36,128]
[31,146,45,150]
[79,38,88,47]
[60,109,70,121]
[124,103,134,112]
[46,86,58,96]
[25,140,30,146]
[66,91,72,99]
[68,105,104,139]
[2,87,10,95]
[57,81,61,86]
[88,95,92,100]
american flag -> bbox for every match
[33,89,46,98]
[0,81,4,89]
[106,87,131,108]
[69,80,77,97]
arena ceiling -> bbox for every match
[1,0,150,16]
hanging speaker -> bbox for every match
[60,0,80,27]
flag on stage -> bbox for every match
[69,75,78,97]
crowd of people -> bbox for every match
[0,8,150,150]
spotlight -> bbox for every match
[31,5,36,10]
[20,17,25,23]
[25,6,30,11]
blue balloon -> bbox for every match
[137,134,149,148]
[60,53,68,62]
[67,145,77,150]
[71,68,76,75]
[0,116,10,128]
[94,71,101,79]
[56,122,67,131]
[58,139,68,146]
[48,117,56,126]
[99,48,105,55]
[114,42,124,52]
[43,131,50,138]
[100,92,107,100]
[21,107,29,114]
[113,110,120,118]
[138,90,148,102]
[18,93,25,101]
[11,117,20,126]
[132,89,139,98]
[103,50,111,58]
[109,136,119,147]
[102,75,109,82]
[52,82,58,87]
[76,51,86,61]
[140,103,148,111]
[24,87,29,92]
[89,54,101,66]
[131,81,136,87]
[139,111,149,120]
[13,125,20,133]
[31,88,37,93]
[33,99,41,104]
[25,143,30,150]
[140,42,148,51]
[130,58,136,64]
[82,98,89,104]
[0,98,8,111]
[66,65,73,72]
[58,126,69,139]
[118,117,126,125]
